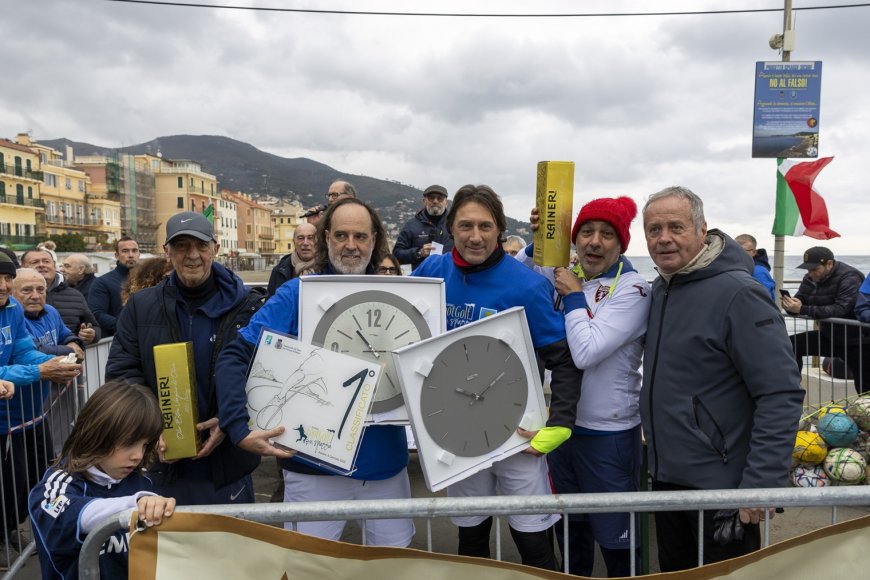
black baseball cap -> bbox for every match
[165,212,215,244]
[798,246,835,269]
[0,250,16,278]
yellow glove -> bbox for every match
[529,426,572,454]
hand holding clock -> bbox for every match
[239,426,298,458]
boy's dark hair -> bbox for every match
[57,380,163,475]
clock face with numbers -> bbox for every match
[311,290,432,413]
[420,335,529,457]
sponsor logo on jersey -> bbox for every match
[42,494,70,519]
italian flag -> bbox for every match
[203,203,215,224]
[772,157,840,240]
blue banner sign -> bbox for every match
[752,61,822,158]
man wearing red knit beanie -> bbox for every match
[520,196,650,577]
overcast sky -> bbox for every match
[3,0,868,255]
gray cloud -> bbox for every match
[2,0,869,253]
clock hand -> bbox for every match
[454,387,483,401]
[354,329,380,359]
[469,371,505,405]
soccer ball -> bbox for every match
[847,396,870,431]
[817,413,860,448]
[792,465,830,488]
[818,403,846,419]
[793,431,827,465]
[823,448,867,485]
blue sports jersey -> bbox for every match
[413,252,566,348]
[29,467,153,580]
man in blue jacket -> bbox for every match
[87,236,140,336]
[107,213,264,505]
[216,198,417,548]
[394,184,454,271]
[735,234,776,301]
[0,254,82,559]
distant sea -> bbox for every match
[751,135,805,157]
[624,255,870,285]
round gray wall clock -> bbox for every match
[311,290,432,413]
[420,335,529,457]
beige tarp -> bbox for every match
[129,512,870,579]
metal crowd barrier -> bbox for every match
[16,314,870,578]
[0,338,111,579]
[784,315,870,408]
[79,485,870,579]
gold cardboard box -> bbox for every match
[154,342,200,460]
[533,161,575,267]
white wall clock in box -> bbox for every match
[299,275,446,424]
[393,307,547,491]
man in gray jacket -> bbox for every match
[640,186,804,572]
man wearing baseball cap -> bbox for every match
[107,211,266,505]
[784,246,870,393]
[394,184,454,271]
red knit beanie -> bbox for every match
[571,196,638,252]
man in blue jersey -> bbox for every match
[413,184,583,571]
[216,198,416,547]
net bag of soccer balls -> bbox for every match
[792,398,870,487]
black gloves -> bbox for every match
[712,509,744,546]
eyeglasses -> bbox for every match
[377,266,399,274]
[326,192,341,200]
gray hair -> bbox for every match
[332,180,357,198]
[68,253,94,274]
[734,234,757,248]
[644,186,705,234]
[504,235,526,247]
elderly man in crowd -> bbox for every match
[61,254,97,300]
[303,179,358,225]
[267,222,317,297]
[502,235,527,257]
[60,254,96,300]
[107,213,264,505]
[20,249,99,344]
[640,186,803,571]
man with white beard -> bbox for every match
[394,184,454,271]
[216,198,417,547]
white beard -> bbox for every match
[328,244,372,275]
